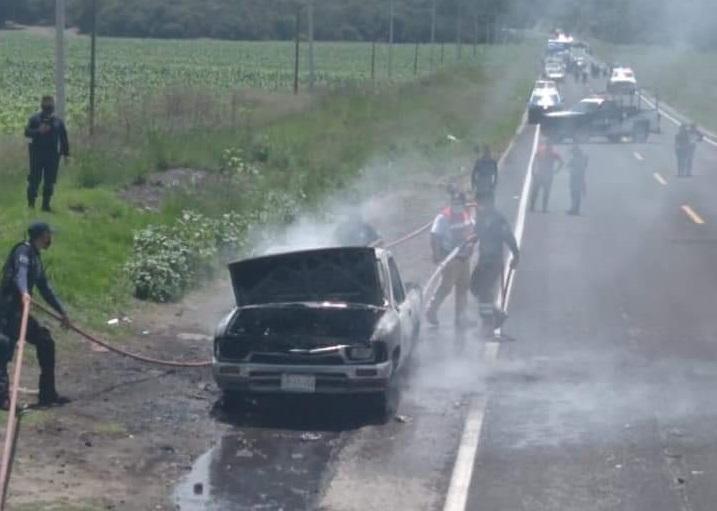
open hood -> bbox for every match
[228,247,383,307]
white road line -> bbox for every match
[442,125,541,511]
[634,151,644,161]
[443,394,488,511]
[653,172,667,186]
[504,124,541,310]
[682,204,706,225]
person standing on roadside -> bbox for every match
[675,124,690,177]
[425,192,474,328]
[685,123,703,177]
[470,193,519,337]
[471,146,498,199]
[24,96,70,212]
[567,145,588,215]
[530,142,563,213]
[0,222,71,409]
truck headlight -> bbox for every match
[347,346,374,361]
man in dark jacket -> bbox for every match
[24,96,70,211]
[472,193,519,337]
[471,146,499,199]
[0,222,71,409]
[675,124,690,177]
[567,145,588,215]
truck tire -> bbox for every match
[574,130,589,144]
[221,390,247,410]
[370,384,398,422]
[633,124,649,143]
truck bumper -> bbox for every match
[213,359,393,395]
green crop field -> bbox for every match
[0,30,488,134]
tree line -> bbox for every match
[2,0,717,49]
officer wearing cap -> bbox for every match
[0,222,71,409]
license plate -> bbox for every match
[281,374,316,393]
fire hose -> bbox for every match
[0,300,30,509]
[32,300,212,368]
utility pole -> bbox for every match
[413,41,419,76]
[370,39,376,83]
[473,11,478,57]
[89,0,97,136]
[307,0,315,90]
[55,0,66,119]
[429,0,436,72]
[455,2,462,61]
[388,0,394,79]
[293,4,301,95]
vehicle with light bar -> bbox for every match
[213,246,422,415]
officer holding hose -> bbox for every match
[425,192,475,328]
[0,222,71,409]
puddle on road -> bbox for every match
[174,448,213,509]
[172,395,381,510]
[174,430,337,510]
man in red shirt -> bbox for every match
[530,142,563,213]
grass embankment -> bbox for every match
[594,41,717,131]
[0,43,537,329]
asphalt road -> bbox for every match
[175,71,717,511]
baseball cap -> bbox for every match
[27,222,54,241]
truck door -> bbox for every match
[388,257,414,361]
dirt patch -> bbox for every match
[119,168,211,211]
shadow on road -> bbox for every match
[210,393,391,432]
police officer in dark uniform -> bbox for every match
[471,193,519,337]
[567,145,588,215]
[471,146,498,199]
[675,124,690,177]
[24,96,70,211]
[0,222,71,409]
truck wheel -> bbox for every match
[370,387,398,422]
[574,131,589,144]
[221,390,247,410]
[633,125,649,143]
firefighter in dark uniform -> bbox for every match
[472,193,519,337]
[24,96,70,211]
[471,146,498,199]
[334,210,382,247]
[567,145,588,215]
[0,222,71,409]
[685,123,703,177]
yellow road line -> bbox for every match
[682,205,706,225]
[653,172,667,186]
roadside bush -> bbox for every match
[220,147,260,177]
[125,210,250,302]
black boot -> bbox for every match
[41,196,52,213]
[38,371,70,407]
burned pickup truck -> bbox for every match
[541,94,658,143]
[213,247,422,414]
